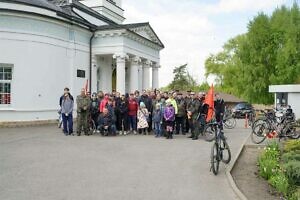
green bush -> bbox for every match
[288,187,300,200]
[283,161,300,186]
[284,140,300,153]
[269,171,289,196]
[282,151,300,163]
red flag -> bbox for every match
[84,79,89,95]
[205,84,214,122]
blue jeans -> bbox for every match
[128,115,137,131]
[154,122,162,136]
[62,113,73,135]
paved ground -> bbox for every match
[0,120,250,200]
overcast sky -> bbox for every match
[123,0,294,87]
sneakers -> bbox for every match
[124,131,127,135]
[133,131,137,135]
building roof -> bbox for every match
[269,84,300,93]
[0,0,164,48]
[97,22,165,48]
[0,0,95,28]
[2,0,64,12]
[217,92,244,103]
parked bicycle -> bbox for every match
[223,114,236,129]
[210,122,231,175]
[251,110,299,144]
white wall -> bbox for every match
[288,93,300,120]
[98,55,113,93]
[0,13,91,121]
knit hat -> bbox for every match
[140,102,146,108]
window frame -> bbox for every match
[0,64,13,106]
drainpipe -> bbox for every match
[89,31,95,93]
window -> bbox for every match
[0,64,13,105]
[77,69,85,78]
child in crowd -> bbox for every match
[152,103,163,137]
[137,102,149,135]
[164,101,175,139]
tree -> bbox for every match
[168,64,198,91]
[205,3,300,104]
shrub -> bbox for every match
[282,151,300,163]
[288,187,300,200]
[284,140,300,153]
[283,161,300,186]
[269,171,289,196]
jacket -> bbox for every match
[152,108,163,123]
[164,105,175,122]
[128,98,138,116]
[99,96,109,113]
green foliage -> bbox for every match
[282,151,300,163]
[291,187,300,200]
[205,4,300,104]
[258,142,280,179]
[167,64,199,91]
[283,161,300,186]
[269,171,290,196]
[258,158,279,179]
[284,140,300,152]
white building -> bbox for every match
[0,0,164,122]
[269,84,300,120]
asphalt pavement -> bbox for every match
[0,120,250,200]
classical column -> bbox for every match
[152,64,160,89]
[91,54,98,93]
[138,65,143,91]
[113,53,128,95]
[130,56,140,92]
[143,60,152,90]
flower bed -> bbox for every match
[258,140,300,200]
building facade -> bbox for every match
[269,84,300,120]
[0,0,164,122]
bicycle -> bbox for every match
[210,122,231,175]
[223,114,236,129]
[251,111,299,144]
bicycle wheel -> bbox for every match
[251,123,268,144]
[251,118,266,129]
[224,118,236,129]
[211,142,219,175]
[285,124,300,139]
[220,139,231,164]
[204,125,215,142]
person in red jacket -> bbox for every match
[128,93,138,134]
[99,93,109,113]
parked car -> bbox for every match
[232,102,254,119]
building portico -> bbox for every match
[92,23,164,94]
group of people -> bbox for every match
[59,87,225,140]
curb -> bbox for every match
[0,120,57,128]
[225,133,250,200]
